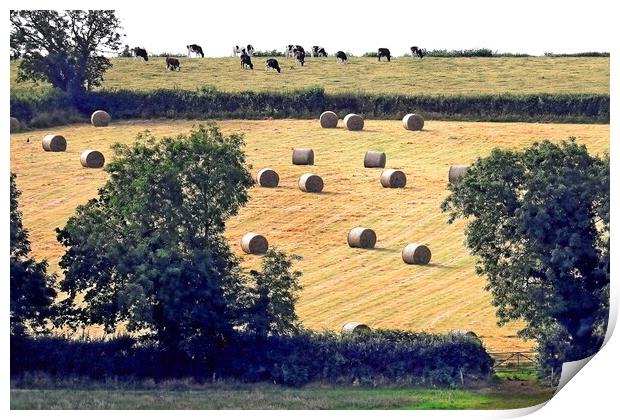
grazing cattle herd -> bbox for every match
[130,44,425,72]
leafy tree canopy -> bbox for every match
[10,10,123,94]
[10,173,57,336]
[57,124,296,355]
[442,139,609,364]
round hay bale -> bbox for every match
[402,113,424,131]
[292,148,314,165]
[449,329,478,338]
[240,232,269,255]
[347,227,377,249]
[364,151,386,168]
[342,322,371,335]
[380,169,406,188]
[42,134,67,152]
[80,150,105,168]
[402,243,432,265]
[344,113,364,131]
[298,173,324,193]
[91,110,111,127]
[256,168,279,188]
[319,111,338,128]
[10,117,20,133]
[448,165,469,184]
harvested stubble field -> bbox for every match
[9,119,609,351]
[10,56,609,95]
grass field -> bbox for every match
[9,119,609,352]
[10,56,610,95]
[10,379,554,409]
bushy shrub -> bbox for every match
[11,330,493,388]
[252,50,285,57]
[10,87,609,128]
[544,51,609,57]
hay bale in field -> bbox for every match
[10,117,20,133]
[402,113,424,131]
[91,110,112,127]
[240,232,269,255]
[256,168,280,188]
[42,134,67,152]
[347,227,377,249]
[80,150,105,168]
[292,148,314,165]
[342,322,371,335]
[319,111,338,128]
[380,169,406,188]
[402,243,432,265]
[364,151,386,168]
[449,329,479,338]
[448,165,469,183]
[298,173,324,193]
[344,113,364,131]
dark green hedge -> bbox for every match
[11,330,493,387]
[10,87,609,129]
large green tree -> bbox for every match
[10,10,123,95]
[56,125,255,354]
[246,249,303,337]
[441,140,609,370]
[10,173,57,336]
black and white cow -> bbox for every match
[410,46,425,58]
[377,48,391,61]
[133,47,148,61]
[187,44,204,58]
[240,50,254,69]
[336,51,348,63]
[295,49,305,66]
[166,57,181,71]
[246,44,255,56]
[285,45,305,58]
[233,45,242,57]
[265,58,281,73]
[311,46,328,57]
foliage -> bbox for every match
[9,88,610,128]
[55,125,255,355]
[10,10,123,95]
[442,140,609,378]
[10,173,57,336]
[252,49,285,57]
[246,249,303,336]
[544,52,609,57]
[11,330,493,387]
[118,45,133,58]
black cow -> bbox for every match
[166,57,181,71]
[378,48,391,61]
[246,44,255,56]
[336,51,348,63]
[265,58,281,73]
[240,51,254,69]
[410,46,425,58]
[295,49,305,66]
[133,47,148,61]
[187,44,204,58]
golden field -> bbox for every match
[10,119,609,351]
[10,56,610,95]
